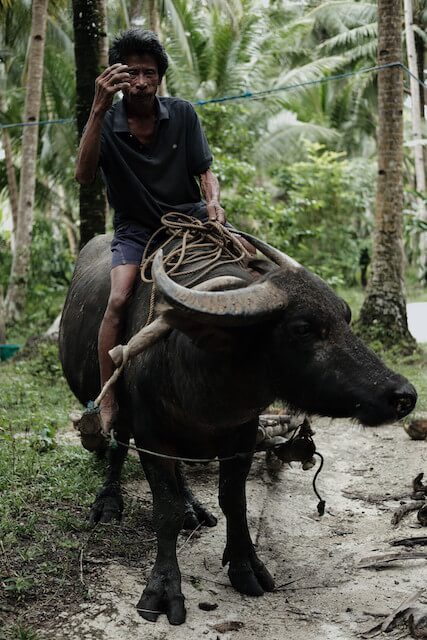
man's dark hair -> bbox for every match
[108,29,169,79]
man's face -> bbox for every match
[122,53,160,103]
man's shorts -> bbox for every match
[110,217,236,269]
[111,222,159,269]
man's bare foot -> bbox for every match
[99,396,119,434]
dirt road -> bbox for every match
[41,419,426,640]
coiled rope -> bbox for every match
[139,212,250,325]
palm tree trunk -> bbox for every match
[72,0,108,249]
[357,0,415,352]
[403,0,427,283]
[148,0,167,96]
[5,0,48,321]
[415,32,425,119]
[1,130,18,250]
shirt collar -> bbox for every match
[113,97,169,133]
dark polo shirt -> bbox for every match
[99,97,213,230]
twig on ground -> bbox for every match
[391,501,425,526]
[78,524,98,586]
[343,490,410,504]
[380,591,422,632]
[358,552,427,568]
[181,573,230,587]
[274,577,303,589]
[361,591,423,637]
[277,581,348,592]
[391,537,427,548]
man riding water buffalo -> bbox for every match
[75,28,244,434]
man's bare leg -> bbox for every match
[98,264,139,433]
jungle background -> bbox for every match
[0,1,426,638]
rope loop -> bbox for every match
[140,212,249,288]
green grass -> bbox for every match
[0,341,74,437]
[0,340,146,636]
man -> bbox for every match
[75,29,228,434]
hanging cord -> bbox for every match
[313,452,325,516]
[104,429,252,463]
[273,417,326,516]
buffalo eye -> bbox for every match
[288,320,313,340]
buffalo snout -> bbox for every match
[388,381,417,419]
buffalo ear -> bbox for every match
[341,299,352,324]
[163,309,234,352]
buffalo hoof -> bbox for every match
[182,503,217,530]
[89,483,124,524]
[137,577,186,625]
[224,549,275,596]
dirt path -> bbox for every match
[41,419,426,640]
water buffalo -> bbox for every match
[59,230,417,626]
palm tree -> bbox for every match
[72,0,108,248]
[357,0,415,351]
[5,0,49,321]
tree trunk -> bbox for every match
[5,0,48,321]
[403,0,427,283]
[1,130,18,251]
[72,0,108,249]
[0,287,6,343]
[357,0,416,352]
[147,0,167,96]
[414,31,425,119]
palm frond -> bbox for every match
[318,22,377,53]
[413,24,427,45]
[257,109,340,165]
[307,1,377,32]
[274,56,346,92]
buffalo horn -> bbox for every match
[236,230,302,270]
[153,250,288,325]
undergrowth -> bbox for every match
[0,341,145,637]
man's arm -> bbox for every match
[199,169,226,225]
[75,64,130,185]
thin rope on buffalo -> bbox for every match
[99,417,326,516]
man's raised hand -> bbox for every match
[93,64,131,114]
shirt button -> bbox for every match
[172,144,177,149]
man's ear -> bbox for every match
[163,309,234,352]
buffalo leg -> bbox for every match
[219,435,275,596]
[176,462,217,530]
[89,430,129,524]
[137,456,186,625]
